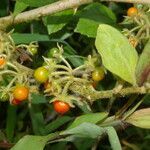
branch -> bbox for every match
[100,0,150,4]
[70,83,150,100]
[0,0,93,29]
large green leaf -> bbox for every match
[68,112,108,129]
[75,3,116,37]
[95,24,138,85]
[136,39,150,85]
[105,127,122,150]
[126,108,150,129]
[11,133,58,150]
[61,123,105,139]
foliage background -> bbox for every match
[0,0,150,150]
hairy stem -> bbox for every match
[70,83,150,100]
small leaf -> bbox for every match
[13,1,28,15]
[61,122,105,139]
[68,112,108,129]
[126,108,150,129]
[136,39,150,85]
[95,24,138,85]
[105,127,122,150]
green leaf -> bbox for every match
[11,133,58,150]
[61,122,105,139]
[31,93,47,104]
[63,53,84,67]
[105,127,122,150]
[12,33,50,44]
[11,33,75,46]
[75,3,116,37]
[126,108,150,129]
[68,112,108,129]
[6,105,17,142]
[136,39,150,85]
[13,1,28,15]
[45,116,72,133]
[0,131,6,141]
[43,10,73,35]
[79,3,116,23]
[75,19,99,38]
[29,105,45,135]
[95,24,138,85]
[0,0,8,17]
[18,0,57,7]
